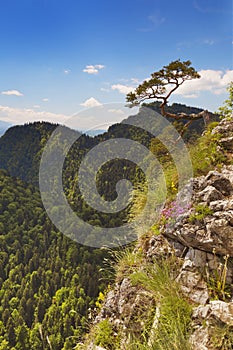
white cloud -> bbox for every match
[83,64,105,74]
[107,108,125,115]
[42,98,49,102]
[0,103,138,131]
[64,69,71,75]
[130,78,140,84]
[33,105,40,109]
[0,105,69,125]
[1,89,23,96]
[193,0,229,14]
[80,97,102,108]
[173,69,233,98]
[111,84,135,95]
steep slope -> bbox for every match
[0,122,57,185]
[81,117,233,350]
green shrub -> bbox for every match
[94,319,118,350]
[113,245,145,282]
[189,204,213,223]
[189,123,227,176]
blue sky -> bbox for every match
[0,0,232,129]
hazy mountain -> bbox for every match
[82,129,106,136]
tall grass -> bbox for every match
[129,258,193,350]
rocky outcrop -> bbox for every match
[164,165,233,257]
[94,277,155,346]
[87,117,233,350]
[176,259,209,305]
[212,116,233,152]
[191,301,233,350]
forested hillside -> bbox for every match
[0,170,110,349]
[0,103,217,187]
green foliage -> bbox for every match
[110,245,145,283]
[126,60,206,138]
[0,171,109,349]
[93,319,118,349]
[189,122,228,176]
[217,82,233,120]
[189,204,213,223]
[95,285,111,310]
[126,60,200,106]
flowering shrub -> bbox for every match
[161,201,191,229]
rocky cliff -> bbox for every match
[81,117,233,350]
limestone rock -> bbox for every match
[190,301,233,349]
[164,166,233,256]
[212,116,233,152]
[205,171,233,196]
[95,277,154,345]
[197,185,224,203]
[146,234,174,260]
[176,259,209,305]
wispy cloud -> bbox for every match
[202,39,215,45]
[42,98,49,102]
[1,89,23,96]
[138,13,165,32]
[83,64,105,75]
[111,84,135,95]
[193,0,232,14]
[100,87,110,92]
[177,37,216,50]
[80,97,102,108]
[193,0,209,13]
[107,108,125,115]
[64,69,71,75]
[173,69,233,98]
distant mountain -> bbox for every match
[0,120,12,136]
[0,122,58,184]
[0,103,218,187]
[82,129,106,136]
